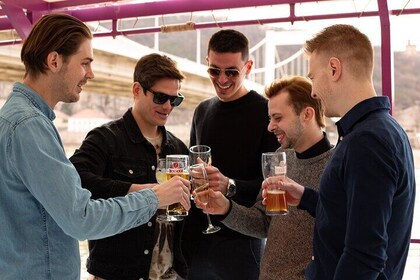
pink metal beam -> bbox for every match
[1,7,419,38]
[377,0,393,114]
[6,0,324,12]
[67,0,323,21]
[1,0,120,11]
[90,9,403,37]
[0,1,32,38]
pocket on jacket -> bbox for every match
[111,157,148,182]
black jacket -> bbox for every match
[70,108,188,280]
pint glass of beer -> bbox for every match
[261,152,288,215]
[166,154,189,217]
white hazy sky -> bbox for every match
[202,0,420,52]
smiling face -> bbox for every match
[267,90,306,150]
[206,51,251,102]
[55,39,94,104]
[132,77,180,131]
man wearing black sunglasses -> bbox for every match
[70,53,190,280]
[182,29,280,280]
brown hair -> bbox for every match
[265,76,325,128]
[304,24,373,78]
[207,29,249,61]
[134,53,185,90]
[21,13,92,78]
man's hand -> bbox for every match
[152,176,191,210]
[262,176,304,206]
[205,165,229,194]
[195,189,230,215]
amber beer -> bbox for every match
[266,189,288,215]
[166,172,189,216]
[262,151,288,215]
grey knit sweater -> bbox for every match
[222,148,334,280]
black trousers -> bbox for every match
[186,236,264,280]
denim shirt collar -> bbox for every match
[13,82,56,121]
[336,96,390,138]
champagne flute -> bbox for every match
[156,158,183,222]
[189,145,221,234]
[261,152,288,215]
[189,163,210,206]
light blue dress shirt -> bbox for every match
[0,83,159,279]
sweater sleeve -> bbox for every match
[221,193,270,239]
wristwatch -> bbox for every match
[225,178,236,197]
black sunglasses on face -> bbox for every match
[207,67,241,78]
[207,63,248,78]
[147,88,184,107]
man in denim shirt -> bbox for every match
[70,54,189,280]
[0,14,190,279]
[265,24,416,279]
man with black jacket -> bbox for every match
[70,53,189,280]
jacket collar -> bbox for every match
[123,108,170,146]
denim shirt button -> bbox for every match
[144,249,149,255]
[147,222,153,227]
[128,169,133,174]
[151,165,156,171]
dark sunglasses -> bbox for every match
[147,88,184,107]
[207,67,241,78]
[207,63,248,78]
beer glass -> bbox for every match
[189,144,212,165]
[189,145,221,234]
[156,158,183,222]
[165,154,189,217]
[261,152,288,215]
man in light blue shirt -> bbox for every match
[0,14,190,279]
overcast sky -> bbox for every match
[204,0,420,52]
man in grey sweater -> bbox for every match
[197,76,334,280]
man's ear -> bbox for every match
[46,51,62,73]
[245,60,253,76]
[329,57,341,81]
[132,82,142,97]
[302,107,315,122]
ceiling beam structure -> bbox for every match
[0,0,419,114]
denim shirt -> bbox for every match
[0,83,159,279]
[301,96,416,279]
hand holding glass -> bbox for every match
[166,155,189,217]
[262,152,288,215]
[189,164,210,205]
[189,145,221,234]
[155,158,183,222]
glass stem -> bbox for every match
[206,214,214,227]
